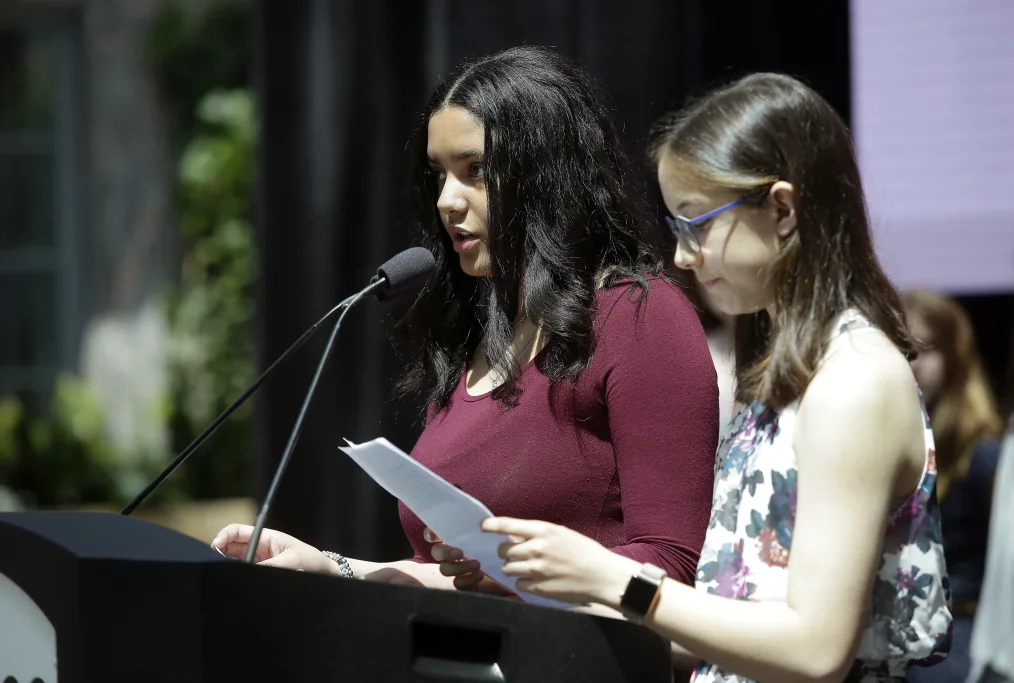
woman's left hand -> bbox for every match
[481,517,640,607]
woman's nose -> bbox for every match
[436,176,468,217]
[673,239,702,270]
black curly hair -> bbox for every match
[392,46,664,411]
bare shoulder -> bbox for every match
[806,329,917,405]
[795,328,923,483]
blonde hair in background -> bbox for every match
[904,290,1003,500]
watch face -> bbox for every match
[620,575,659,616]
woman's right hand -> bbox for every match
[211,523,334,574]
[425,527,520,598]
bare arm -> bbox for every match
[348,558,457,589]
[592,346,922,682]
[212,523,458,590]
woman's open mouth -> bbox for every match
[451,230,481,254]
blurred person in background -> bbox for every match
[965,413,1014,683]
[212,46,718,596]
[903,290,1006,683]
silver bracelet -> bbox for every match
[321,550,354,579]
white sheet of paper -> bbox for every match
[338,437,572,609]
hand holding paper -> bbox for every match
[337,438,572,609]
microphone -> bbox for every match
[243,245,435,563]
[120,247,435,516]
[371,245,435,301]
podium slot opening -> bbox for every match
[410,618,506,682]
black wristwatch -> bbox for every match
[618,562,667,624]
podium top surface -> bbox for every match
[0,510,223,562]
[0,511,675,682]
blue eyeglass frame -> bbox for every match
[664,197,746,255]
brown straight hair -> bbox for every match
[904,290,1003,499]
[650,73,914,408]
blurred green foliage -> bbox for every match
[152,0,256,500]
[164,88,257,499]
[0,376,173,507]
[147,0,252,147]
[0,0,255,508]
[151,0,257,501]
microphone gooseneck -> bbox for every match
[243,278,384,563]
[119,295,357,515]
[117,246,435,525]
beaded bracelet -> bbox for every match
[321,550,354,579]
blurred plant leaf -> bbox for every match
[163,87,257,499]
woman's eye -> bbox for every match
[470,163,486,179]
[429,168,446,183]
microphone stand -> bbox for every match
[244,278,385,563]
[120,294,358,516]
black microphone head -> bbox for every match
[374,247,436,301]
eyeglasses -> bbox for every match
[664,186,771,254]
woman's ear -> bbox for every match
[769,181,797,238]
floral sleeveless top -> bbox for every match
[691,311,952,683]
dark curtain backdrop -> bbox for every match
[253,0,851,562]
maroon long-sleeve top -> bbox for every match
[399,276,719,585]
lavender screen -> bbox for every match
[850,0,1014,294]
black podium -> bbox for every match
[0,511,672,682]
